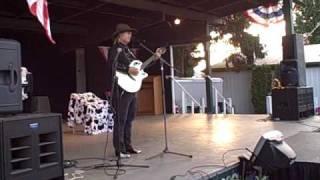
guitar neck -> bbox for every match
[140,55,155,70]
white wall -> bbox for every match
[213,71,254,114]
[213,66,320,114]
[306,67,320,108]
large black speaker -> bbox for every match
[281,34,306,87]
[282,34,305,60]
[0,39,22,113]
[0,113,64,180]
[272,87,314,120]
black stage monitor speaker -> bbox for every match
[0,39,22,114]
[250,131,296,173]
[280,60,299,87]
[0,113,64,180]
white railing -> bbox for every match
[171,77,234,114]
[168,45,234,114]
[213,86,234,114]
[172,78,205,113]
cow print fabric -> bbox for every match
[67,92,114,135]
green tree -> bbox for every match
[295,0,320,44]
[213,13,265,65]
[173,45,199,77]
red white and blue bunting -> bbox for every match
[244,2,284,26]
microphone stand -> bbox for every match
[139,42,192,160]
[104,48,149,179]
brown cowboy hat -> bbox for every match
[112,23,136,38]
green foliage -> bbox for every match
[240,33,265,64]
[251,65,279,114]
[225,53,247,71]
[295,0,320,44]
[213,13,266,64]
[173,45,199,77]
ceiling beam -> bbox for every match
[158,0,183,6]
[206,0,278,14]
[48,0,87,9]
[0,16,88,35]
[57,3,108,22]
[184,0,211,9]
[51,2,146,21]
[206,0,245,13]
[98,0,222,24]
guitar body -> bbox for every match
[116,60,148,93]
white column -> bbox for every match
[191,101,195,114]
[227,98,233,114]
[170,45,176,114]
[201,97,206,113]
[182,91,186,114]
[223,99,226,114]
[266,96,272,115]
[215,89,218,114]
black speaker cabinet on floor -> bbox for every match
[0,113,64,180]
[272,87,314,120]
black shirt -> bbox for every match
[109,42,136,73]
[106,42,136,91]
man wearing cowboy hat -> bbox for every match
[108,23,161,158]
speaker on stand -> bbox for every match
[0,39,22,114]
[0,39,64,180]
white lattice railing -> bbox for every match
[171,77,234,114]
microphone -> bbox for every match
[112,48,122,70]
[132,38,146,44]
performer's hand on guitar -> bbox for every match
[154,47,166,60]
[128,67,139,76]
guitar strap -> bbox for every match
[127,48,138,60]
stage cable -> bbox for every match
[170,147,280,180]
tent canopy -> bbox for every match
[0,0,279,49]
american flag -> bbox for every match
[26,0,55,44]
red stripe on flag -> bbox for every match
[26,0,55,44]
[43,1,55,44]
[30,3,37,16]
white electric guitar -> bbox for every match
[116,47,166,93]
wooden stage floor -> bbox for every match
[63,114,320,180]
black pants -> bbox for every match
[113,88,137,154]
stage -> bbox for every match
[62,114,320,180]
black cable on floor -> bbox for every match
[170,146,281,180]
[64,132,127,178]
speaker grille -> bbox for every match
[39,132,59,169]
[0,113,64,180]
[9,136,32,175]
